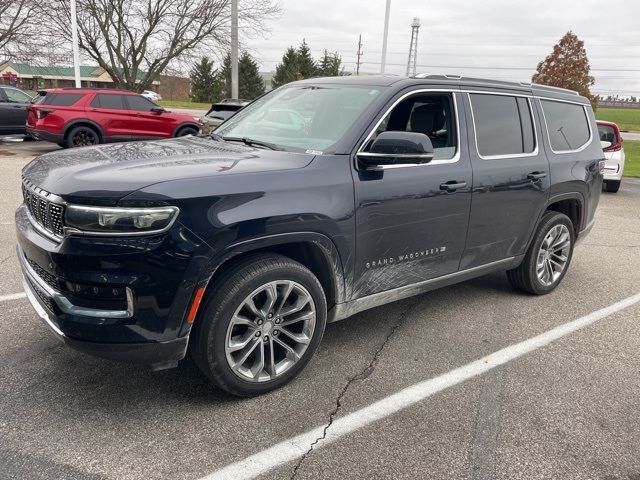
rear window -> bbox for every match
[541,100,591,152]
[91,94,126,109]
[37,93,84,106]
[470,93,536,157]
[598,124,616,144]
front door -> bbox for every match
[461,90,550,269]
[353,90,472,298]
[0,87,31,134]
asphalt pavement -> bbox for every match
[1,139,640,480]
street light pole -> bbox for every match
[231,0,239,99]
[380,0,391,73]
[70,0,82,88]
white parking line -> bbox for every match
[0,292,26,302]
[201,292,640,480]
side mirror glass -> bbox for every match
[357,131,434,170]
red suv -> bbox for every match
[26,88,202,147]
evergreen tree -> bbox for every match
[239,51,265,99]
[532,31,598,110]
[296,39,318,78]
[318,50,343,76]
[272,46,301,88]
[218,51,266,100]
[189,57,222,103]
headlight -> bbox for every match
[64,205,179,235]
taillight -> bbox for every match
[603,142,621,153]
[36,108,54,120]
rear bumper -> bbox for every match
[26,127,63,144]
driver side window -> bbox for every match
[365,92,457,161]
[3,87,31,104]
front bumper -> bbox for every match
[21,268,188,365]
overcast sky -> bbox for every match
[243,0,640,97]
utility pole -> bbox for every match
[380,0,391,73]
[231,0,239,99]
[356,35,363,75]
[70,0,81,87]
[406,17,420,77]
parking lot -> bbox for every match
[1,138,640,480]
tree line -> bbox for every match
[190,40,343,103]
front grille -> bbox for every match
[22,181,65,238]
[25,256,59,290]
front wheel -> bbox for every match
[507,211,575,295]
[190,254,327,396]
[176,126,198,137]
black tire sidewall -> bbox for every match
[195,257,327,396]
[67,126,99,148]
[176,127,197,137]
[524,212,575,294]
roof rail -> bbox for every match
[413,73,463,80]
[531,83,579,96]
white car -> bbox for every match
[597,120,625,193]
[141,90,162,102]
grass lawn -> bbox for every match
[596,108,640,132]
[623,140,640,178]
[159,99,210,110]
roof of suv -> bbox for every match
[37,88,139,95]
[291,74,590,105]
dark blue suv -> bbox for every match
[16,75,603,396]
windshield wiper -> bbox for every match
[223,136,283,151]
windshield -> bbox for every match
[215,85,383,153]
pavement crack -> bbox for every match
[289,300,416,480]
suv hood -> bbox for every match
[22,136,314,204]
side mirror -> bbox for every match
[150,107,165,114]
[600,140,612,149]
[357,131,434,170]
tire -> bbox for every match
[190,253,327,396]
[507,211,575,295]
[66,125,100,148]
[604,180,621,193]
[176,126,198,137]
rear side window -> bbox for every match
[469,93,536,157]
[91,94,126,109]
[541,100,591,152]
[38,93,84,106]
[597,124,616,144]
[126,95,156,111]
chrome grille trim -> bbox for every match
[22,179,65,240]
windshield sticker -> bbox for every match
[305,149,323,155]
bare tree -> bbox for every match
[39,0,278,91]
[0,0,35,56]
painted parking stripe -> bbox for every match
[0,292,26,302]
[201,292,640,480]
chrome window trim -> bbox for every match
[356,88,461,169]
[537,98,594,155]
[466,92,539,160]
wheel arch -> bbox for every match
[197,233,346,315]
[173,122,201,137]
[545,193,584,237]
[62,119,105,143]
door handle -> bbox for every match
[440,181,467,192]
[527,171,547,181]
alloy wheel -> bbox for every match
[224,280,316,382]
[536,224,571,287]
[72,129,97,146]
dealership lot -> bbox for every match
[1,139,640,480]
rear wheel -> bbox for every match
[603,180,621,193]
[191,254,327,396]
[507,211,575,295]
[66,125,100,148]
[176,126,198,137]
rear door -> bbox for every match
[461,90,550,269]
[88,94,131,140]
